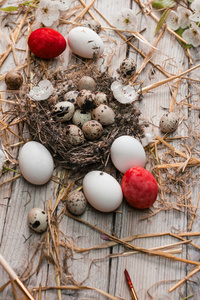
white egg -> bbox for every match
[19,141,54,185]
[83,171,123,212]
[67,27,104,58]
[110,135,146,174]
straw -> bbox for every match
[0,254,35,300]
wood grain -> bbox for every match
[0,0,200,299]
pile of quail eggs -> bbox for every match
[52,75,115,146]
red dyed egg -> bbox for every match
[28,28,67,59]
[121,167,158,209]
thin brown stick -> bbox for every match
[188,192,200,231]
[169,265,200,292]
[130,28,164,83]
[65,212,200,266]
[0,12,28,69]
[32,285,119,300]
[169,69,182,112]
[141,63,200,94]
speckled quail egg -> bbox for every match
[92,104,115,126]
[63,90,79,104]
[66,190,87,215]
[82,120,103,140]
[78,76,96,92]
[94,92,108,106]
[66,124,85,146]
[82,19,101,34]
[28,208,48,233]
[159,112,179,133]
[72,109,92,127]
[119,58,137,78]
[77,90,96,111]
[54,101,75,122]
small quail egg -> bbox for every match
[66,190,87,215]
[94,92,108,106]
[82,120,103,140]
[63,90,79,104]
[119,58,137,78]
[66,124,85,146]
[72,109,92,127]
[92,104,115,126]
[159,112,179,133]
[54,101,75,122]
[78,76,96,92]
[82,19,101,34]
[28,208,48,233]
[77,90,96,111]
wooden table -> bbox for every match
[0,0,200,299]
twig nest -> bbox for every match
[159,112,179,133]
[5,71,23,90]
[92,104,115,126]
[72,109,92,126]
[119,58,137,78]
[53,101,75,122]
[77,76,96,92]
[94,92,108,106]
[82,120,103,140]
[77,90,96,111]
[66,190,87,215]
[82,19,102,34]
[65,124,85,145]
[28,208,48,233]
[63,90,79,104]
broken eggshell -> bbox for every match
[28,79,54,101]
[111,81,138,104]
[67,26,104,58]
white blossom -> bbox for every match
[189,0,200,23]
[166,11,180,31]
[182,23,200,47]
[35,0,60,27]
[28,80,54,101]
[113,8,137,37]
[177,7,192,29]
[111,81,138,104]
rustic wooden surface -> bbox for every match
[0,0,200,299]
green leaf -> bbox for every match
[0,6,19,11]
[175,27,192,49]
[155,8,170,35]
[152,0,175,9]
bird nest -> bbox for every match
[15,63,147,171]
